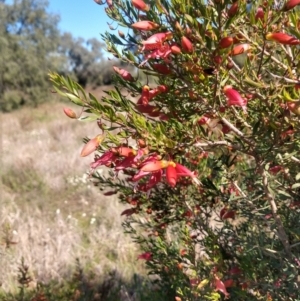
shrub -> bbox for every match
[51,0,300,300]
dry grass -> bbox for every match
[0,91,146,294]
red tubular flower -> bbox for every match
[137,252,152,260]
[137,85,150,105]
[137,85,166,106]
[144,44,172,63]
[138,170,162,191]
[63,107,77,119]
[181,36,194,53]
[166,164,177,187]
[131,0,149,11]
[174,163,195,177]
[132,169,150,182]
[230,43,251,56]
[266,32,300,45]
[283,0,300,11]
[80,134,105,157]
[142,32,173,51]
[141,160,169,172]
[90,150,117,170]
[223,85,247,109]
[131,21,159,31]
[141,31,173,65]
[214,277,230,298]
[218,37,234,49]
[149,88,161,99]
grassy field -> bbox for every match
[0,90,159,300]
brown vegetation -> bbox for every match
[0,93,145,294]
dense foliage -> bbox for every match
[51,0,300,300]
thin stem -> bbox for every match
[194,140,241,151]
[262,169,292,260]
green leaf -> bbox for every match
[291,183,300,190]
[78,115,98,122]
[65,93,85,106]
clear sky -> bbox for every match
[48,0,112,41]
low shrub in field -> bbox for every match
[51,0,300,300]
[0,258,173,301]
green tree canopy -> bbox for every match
[0,0,121,112]
[0,0,61,111]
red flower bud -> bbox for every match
[131,21,159,31]
[131,0,149,11]
[157,85,168,93]
[223,85,247,109]
[255,7,265,21]
[218,37,234,49]
[227,2,239,18]
[170,44,182,54]
[137,252,152,260]
[175,21,183,32]
[283,0,300,11]
[213,55,223,65]
[266,32,300,45]
[113,66,135,82]
[287,101,300,115]
[198,115,210,125]
[152,63,172,74]
[181,36,194,53]
[80,134,105,157]
[118,30,125,38]
[230,43,251,56]
[63,107,77,119]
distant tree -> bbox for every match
[0,0,61,111]
[0,0,125,112]
[58,33,125,87]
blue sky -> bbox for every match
[48,0,112,41]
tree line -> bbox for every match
[0,0,121,111]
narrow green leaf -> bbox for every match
[291,183,300,190]
[65,93,85,106]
